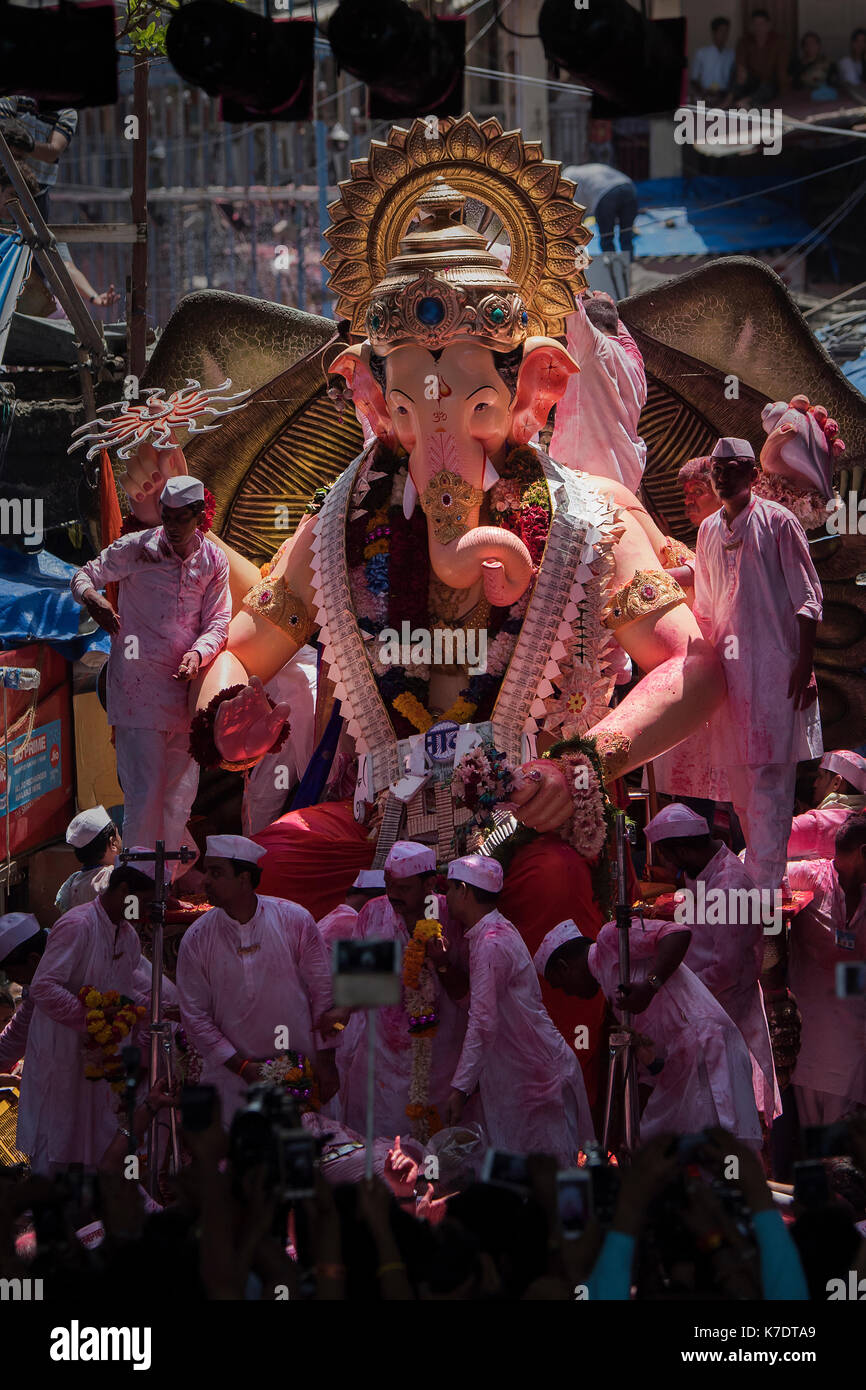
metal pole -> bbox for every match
[146,840,166,1192]
[364,1011,376,1181]
[129,55,149,382]
[614,813,641,1154]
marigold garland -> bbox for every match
[79,986,146,1094]
[403,918,444,1143]
[260,1050,320,1109]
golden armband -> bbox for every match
[242,575,314,646]
[658,536,696,571]
[602,569,686,632]
[592,730,632,784]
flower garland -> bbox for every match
[79,987,146,1094]
[403,918,444,1143]
[345,442,551,740]
[453,743,517,831]
[260,1051,319,1109]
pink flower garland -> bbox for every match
[557,751,607,860]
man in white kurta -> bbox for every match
[70,476,231,862]
[315,869,385,1121]
[538,918,762,1147]
[444,857,594,1164]
[55,806,120,915]
[691,437,823,888]
[550,291,647,492]
[785,813,866,1125]
[339,842,470,1139]
[16,865,155,1172]
[176,834,337,1125]
[788,750,866,862]
[645,803,779,1125]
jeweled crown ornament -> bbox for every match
[323,115,590,343]
[365,179,529,355]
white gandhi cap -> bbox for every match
[66,805,113,848]
[384,841,436,878]
[644,802,710,844]
[160,476,205,508]
[0,912,41,961]
[205,834,268,864]
[447,855,503,893]
[533,919,585,977]
[820,751,866,794]
[352,869,386,890]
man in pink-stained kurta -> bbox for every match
[338,843,470,1140]
[444,858,594,1163]
[645,804,779,1126]
[16,867,154,1172]
[691,438,823,889]
[549,292,647,492]
[176,835,337,1125]
[788,751,866,861]
[70,477,231,862]
[539,917,762,1147]
[785,818,866,1126]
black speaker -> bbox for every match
[166,2,314,122]
[539,0,686,117]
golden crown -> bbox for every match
[364,181,528,354]
[323,115,590,345]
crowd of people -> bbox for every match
[690,10,866,106]
[0,214,864,1302]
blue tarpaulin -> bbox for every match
[583,175,815,258]
[0,230,31,364]
[842,349,866,396]
[0,546,110,663]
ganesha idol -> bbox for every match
[107,138,728,1090]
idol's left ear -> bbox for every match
[511,337,580,445]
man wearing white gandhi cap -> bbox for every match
[644,803,779,1127]
[536,913,762,1146]
[787,750,866,862]
[338,841,472,1138]
[55,805,121,914]
[175,833,339,1124]
[443,857,594,1162]
[70,469,231,875]
[17,857,159,1172]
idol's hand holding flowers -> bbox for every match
[508,760,573,835]
[214,676,292,764]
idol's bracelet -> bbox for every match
[241,574,315,648]
[188,683,291,773]
[591,729,633,785]
[659,535,696,571]
[602,568,687,631]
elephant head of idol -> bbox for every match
[329,181,579,606]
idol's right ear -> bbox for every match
[329,343,396,445]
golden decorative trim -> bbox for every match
[593,730,633,784]
[242,574,315,646]
[659,535,696,570]
[420,469,484,544]
[602,569,686,631]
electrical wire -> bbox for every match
[634,152,866,225]
[493,0,539,41]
